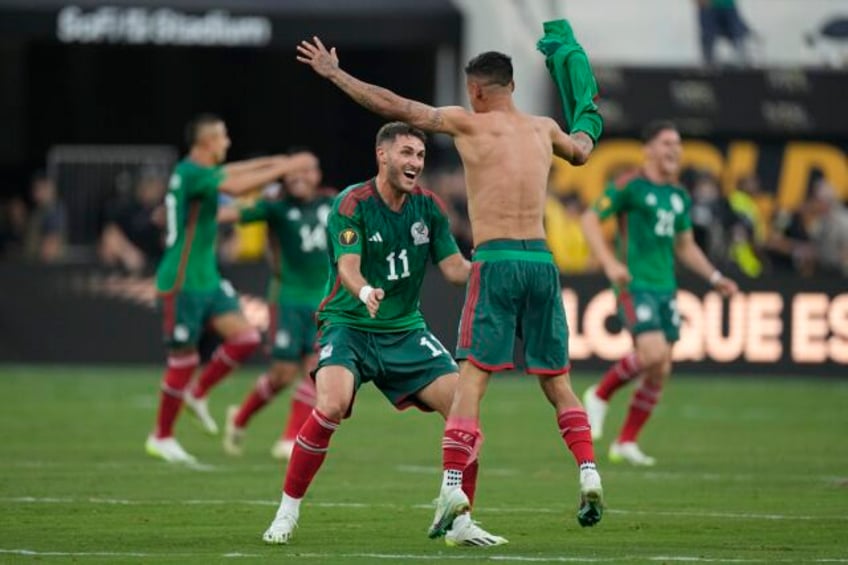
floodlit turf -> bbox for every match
[0,365,846,564]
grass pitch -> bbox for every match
[0,365,846,564]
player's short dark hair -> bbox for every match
[375,122,427,148]
[185,113,223,147]
[641,120,678,143]
[464,51,513,86]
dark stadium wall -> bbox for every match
[1,263,845,375]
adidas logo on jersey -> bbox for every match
[368,232,384,242]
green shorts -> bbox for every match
[159,280,241,348]
[315,325,458,411]
[268,300,318,361]
[455,239,570,375]
[619,289,680,343]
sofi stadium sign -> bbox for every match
[56,6,272,46]
[562,288,848,368]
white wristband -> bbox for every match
[709,270,723,285]
[358,285,374,304]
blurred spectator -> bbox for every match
[425,168,473,256]
[687,170,734,264]
[807,180,848,277]
[727,174,766,278]
[0,196,28,259]
[23,172,66,263]
[99,172,166,275]
[545,192,597,274]
[695,0,754,67]
[767,189,822,278]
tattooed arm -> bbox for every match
[296,36,470,135]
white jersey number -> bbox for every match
[386,249,411,281]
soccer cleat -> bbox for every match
[223,405,244,456]
[583,385,608,440]
[428,487,471,539]
[445,513,508,547]
[577,467,604,527]
[609,441,656,466]
[270,439,295,461]
[262,508,298,545]
[183,391,219,435]
[145,435,197,464]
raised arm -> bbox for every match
[296,36,471,135]
[219,154,311,196]
[675,230,738,296]
[223,155,285,176]
[549,118,593,166]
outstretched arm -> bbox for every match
[296,36,470,135]
[549,118,593,166]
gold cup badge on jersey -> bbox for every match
[339,228,359,246]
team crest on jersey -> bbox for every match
[645,193,657,206]
[670,194,684,213]
[339,229,359,246]
[598,196,611,211]
[287,208,302,221]
[411,221,429,245]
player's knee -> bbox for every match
[315,395,350,422]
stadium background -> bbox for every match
[0,1,846,562]
[0,0,844,373]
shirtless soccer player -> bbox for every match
[262,122,507,547]
[146,114,312,464]
[296,38,604,535]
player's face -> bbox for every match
[201,122,231,164]
[284,153,321,200]
[645,129,682,178]
[380,135,426,194]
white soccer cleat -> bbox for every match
[577,467,604,527]
[270,439,295,461]
[609,441,656,466]
[262,508,298,545]
[145,435,197,464]
[445,513,508,547]
[428,487,471,539]
[183,391,219,435]
[583,385,608,440]
[223,405,244,456]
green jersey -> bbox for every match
[239,193,335,306]
[156,158,225,293]
[593,170,692,292]
[317,179,460,332]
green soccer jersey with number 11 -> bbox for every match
[317,179,460,332]
[592,171,693,293]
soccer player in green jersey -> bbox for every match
[146,114,314,464]
[262,122,507,547]
[580,120,738,466]
[219,149,335,459]
[297,36,604,537]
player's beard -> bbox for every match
[387,161,417,194]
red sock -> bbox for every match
[596,352,640,401]
[191,329,261,399]
[618,380,663,443]
[442,417,482,472]
[234,373,282,428]
[155,353,200,438]
[462,459,479,507]
[283,409,339,498]
[558,409,595,467]
[282,379,316,441]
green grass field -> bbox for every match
[1,365,846,564]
